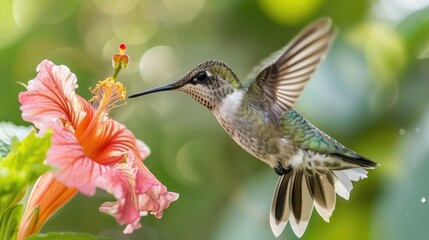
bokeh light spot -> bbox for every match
[93,0,139,15]
[347,22,407,85]
[14,0,76,25]
[162,0,205,23]
[175,141,203,184]
[0,0,25,48]
[12,0,37,29]
[258,0,323,25]
[111,12,158,45]
[139,45,178,84]
[80,18,114,62]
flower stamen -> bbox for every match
[90,78,127,112]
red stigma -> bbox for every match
[119,43,127,55]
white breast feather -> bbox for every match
[214,90,244,119]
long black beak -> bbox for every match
[128,83,180,98]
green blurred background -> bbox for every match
[2,0,429,239]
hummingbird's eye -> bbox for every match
[196,71,208,82]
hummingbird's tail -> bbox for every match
[270,164,371,238]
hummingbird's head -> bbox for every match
[129,60,241,110]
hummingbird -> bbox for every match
[129,18,377,238]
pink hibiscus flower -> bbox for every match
[18,58,178,239]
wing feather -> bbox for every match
[245,18,336,122]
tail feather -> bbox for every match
[270,165,372,238]
[312,171,336,222]
[332,170,353,200]
[270,172,293,237]
[289,171,314,237]
[333,152,378,169]
[342,168,369,181]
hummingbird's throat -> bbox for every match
[181,87,215,110]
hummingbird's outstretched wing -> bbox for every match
[245,18,336,122]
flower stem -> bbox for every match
[112,65,122,80]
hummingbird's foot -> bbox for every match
[273,164,292,176]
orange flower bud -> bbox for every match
[121,54,130,69]
[112,53,122,68]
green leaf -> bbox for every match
[0,127,52,239]
[0,129,52,206]
[26,232,114,240]
[0,204,23,240]
[0,122,33,158]
[0,189,25,219]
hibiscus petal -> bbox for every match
[136,139,151,160]
[78,118,139,166]
[138,185,179,219]
[47,121,108,196]
[97,165,140,226]
[98,152,178,234]
[18,173,78,239]
[130,153,179,219]
[123,221,142,234]
[19,60,86,130]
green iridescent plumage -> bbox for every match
[281,109,375,168]
[281,110,346,153]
